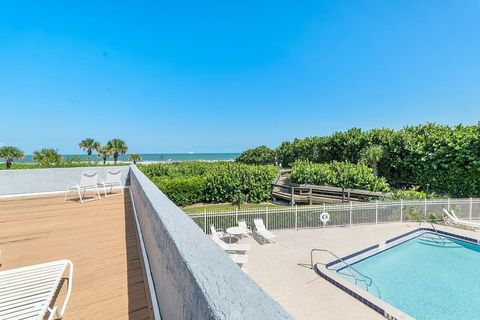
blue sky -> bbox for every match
[1,1,479,154]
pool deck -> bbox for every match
[0,193,151,320]
[245,222,479,319]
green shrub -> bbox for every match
[204,164,278,203]
[255,123,480,197]
[152,176,205,206]
[290,161,390,192]
[236,145,277,165]
[385,189,434,200]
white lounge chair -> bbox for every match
[0,259,73,320]
[442,208,479,230]
[210,225,225,238]
[228,252,249,265]
[65,171,101,203]
[98,169,124,197]
[254,218,276,244]
[238,219,253,237]
[211,234,251,252]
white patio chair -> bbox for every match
[98,169,124,197]
[210,224,225,238]
[442,208,479,230]
[238,219,253,237]
[0,259,73,320]
[65,171,101,203]
[211,234,251,252]
[254,218,276,244]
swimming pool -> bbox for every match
[317,228,480,320]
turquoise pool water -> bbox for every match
[338,232,480,319]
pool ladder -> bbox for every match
[310,248,381,298]
[428,222,446,246]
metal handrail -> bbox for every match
[428,222,446,246]
[311,248,381,298]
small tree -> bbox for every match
[360,145,384,176]
[106,139,128,164]
[79,138,100,163]
[96,145,110,165]
[128,153,142,164]
[32,148,63,167]
[0,146,24,169]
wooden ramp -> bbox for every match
[272,173,388,205]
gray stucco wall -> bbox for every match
[129,165,292,320]
[0,166,130,196]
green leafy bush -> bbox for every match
[152,176,205,206]
[384,189,433,200]
[236,145,277,165]
[260,123,480,197]
[290,161,390,192]
[204,164,278,203]
[139,161,279,206]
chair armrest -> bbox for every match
[57,261,74,319]
[66,182,80,189]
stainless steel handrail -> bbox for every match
[429,222,446,246]
[311,248,381,298]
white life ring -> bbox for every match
[320,212,330,224]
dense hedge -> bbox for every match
[139,162,279,206]
[267,123,480,197]
[204,164,278,203]
[151,176,205,206]
[290,161,390,192]
[235,145,277,165]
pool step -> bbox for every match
[418,236,461,248]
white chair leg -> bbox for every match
[77,188,83,203]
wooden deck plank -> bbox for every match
[0,193,151,320]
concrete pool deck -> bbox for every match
[244,222,479,319]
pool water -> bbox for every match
[337,232,480,319]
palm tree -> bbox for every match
[128,153,142,164]
[0,146,24,169]
[97,146,111,165]
[32,148,63,166]
[79,138,100,163]
[106,139,128,164]
[360,145,384,176]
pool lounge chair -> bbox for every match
[210,225,225,238]
[228,252,248,265]
[442,208,479,231]
[65,171,101,203]
[0,259,73,320]
[253,218,276,244]
[98,169,124,197]
[211,234,251,252]
[238,219,253,237]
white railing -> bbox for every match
[187,198,480,234]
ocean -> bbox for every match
[20,153,240,163]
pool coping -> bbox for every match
[315,227,480,320]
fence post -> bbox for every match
[447,198,451,211]
[266,207,269,229]
[295,205,298,231]
[400,199,403,222]
[204,210,207,233]
[291,187,295,206]
[375,200,378,224]
[424,198,427,219]
[470,197,473,220]
[349,201,353,226]
[235,208,238,224]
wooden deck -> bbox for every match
[0,192,151,320]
